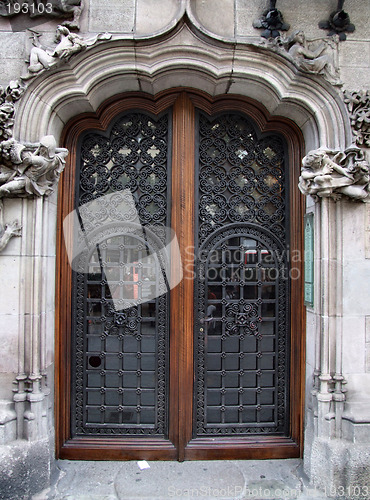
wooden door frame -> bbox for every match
[55,88,305,460]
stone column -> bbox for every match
[0,136,68,445]
[300,145,370,496]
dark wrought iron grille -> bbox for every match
[194,112,290,435]
[72,112,170,436]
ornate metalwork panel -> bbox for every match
[194,112,290,435]
[72,112,170,436]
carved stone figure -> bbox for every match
[0,0,84,31]
[0,136,68,198]
[266,30,341,85]
[343,90,370,148]
[299,145,370,202]
[287,31,340,84]
[22,26,112,80]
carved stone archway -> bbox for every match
[14,19,351,148]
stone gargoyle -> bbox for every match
[0,135,68,251]
[0,135,68,198]
[298,145,370,202]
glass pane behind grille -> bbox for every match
[194,112,290,436]
[72,112,170,436]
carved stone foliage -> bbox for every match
[22,26,112,80]
[0,81,25,251]
[343,91,370,148]
[0,81,24,141]
[264,30,341,86]
[299,145,370,202]
[253,0,290,39]
[0,0,84,30]
[0,217,21,251]
[319,0,355,41]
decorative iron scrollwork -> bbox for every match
[195,112,289,436]
[72,112,170,436]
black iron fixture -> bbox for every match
[319,0,355,41]
[253,0,290,39]
[195,111,290,435]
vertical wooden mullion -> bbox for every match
[55,143,75,457]
[169,93,195,460]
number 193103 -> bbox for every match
[6,2,53,14]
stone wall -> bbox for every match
[0,1,369,498]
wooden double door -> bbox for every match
[56,90,305,461]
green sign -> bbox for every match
[304,213,314,307]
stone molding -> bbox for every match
[299,145,370,202]
[13,21,352,151]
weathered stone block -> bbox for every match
[0,257,20,315]
[0,438,51,500]
[192,0,234,38]
[0,314,19,373]
[89,0,135,33]
[341,66,370,91]
[236,0,268,38]
[0,400,16,445]
[136,0,180,35]
[339,41,370,68]
[342,316,366,373]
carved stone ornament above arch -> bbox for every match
[12,16,351,154]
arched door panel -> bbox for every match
[56,90,305,461]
